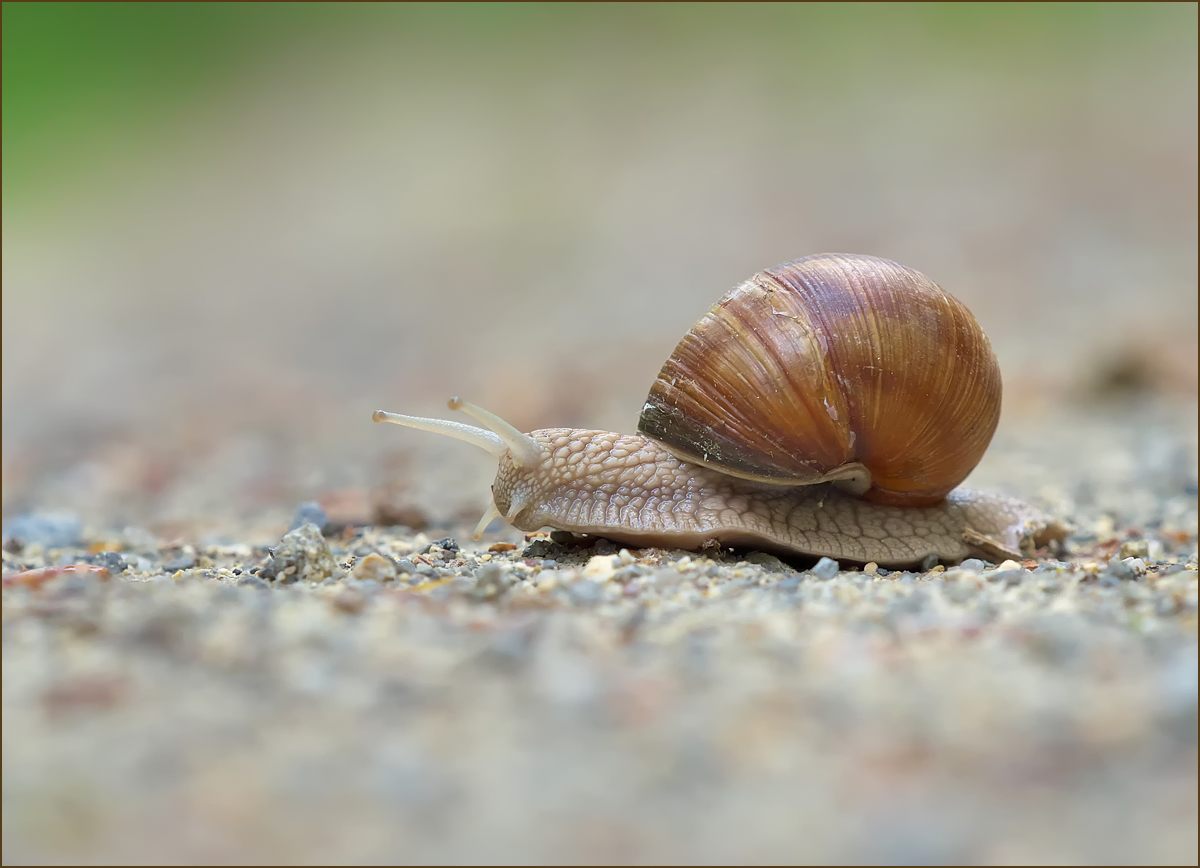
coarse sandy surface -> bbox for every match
[2,398,1197,865]
[3,8,1196,863]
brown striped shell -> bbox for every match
[637,253,1002,507]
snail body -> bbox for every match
[374,254,1059,567]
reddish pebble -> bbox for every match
[489,543,517,553]
[2,563,111,589]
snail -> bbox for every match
[374,253,1062,568]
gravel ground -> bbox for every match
[2,400,1197,865]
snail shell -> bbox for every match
[638,253,1002,507]
[373,253,1062,567]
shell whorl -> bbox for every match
[638,253,1002,506]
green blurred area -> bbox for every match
[3,2,1192,211]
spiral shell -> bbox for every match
[637,253,1002,506]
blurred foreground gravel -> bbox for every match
[3,403,1197,865]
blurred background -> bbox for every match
[3,2,1197,541]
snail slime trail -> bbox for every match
[374,254,1063,568]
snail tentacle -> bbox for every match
[447,397,541,467]
[373,409,505,457]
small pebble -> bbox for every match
[92,551,127,574]
[289,501,330,535]
[989,569,1025,587]
[568,580,604,605]
[1119,539,1151,560]
[472,563,508,598]
[746,552,790,572]
[1102,557,1141,582]
[353,553,396,583]
[4,512,83,549]
[583,555,617,582]
[812,557,839,580]
[163,554,197,572]
[265,524,339,584]
[420,538,459,555]
[959,558,987,572]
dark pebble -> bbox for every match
[395,559,416,575]
[91,551,127,574]
[289,502,330,535]
[746,552,790,572]
[592,539,619,556]
[163,555,197,572]
[4,512,83,549]
[420,537,460,555]
[522,539,563,559]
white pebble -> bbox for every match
[583,555,617,582]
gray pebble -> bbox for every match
[920,553,940,571]
[568,581,604,605]
[959,559,987,572]
[989,569,1025,587]
[943,582,978,604]
[471,564,508,598]
[163,554,197,572]
[592,539,618,556]
[4,512,83,549]
[237,575,270,590]
[267,524,339,583]
[395,559,417,575]
[1102,558,1137,582]
[812,557,839,580]
[289,501,330,534]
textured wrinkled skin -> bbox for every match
[493,429,1054,567]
